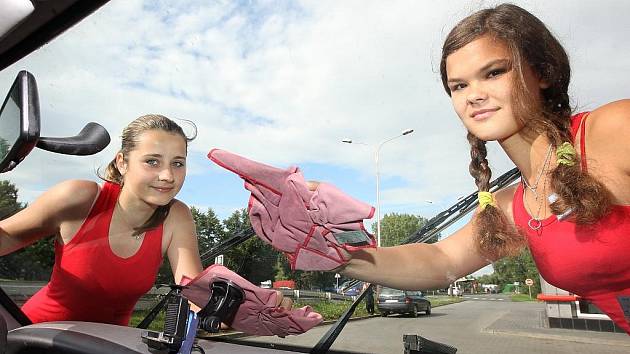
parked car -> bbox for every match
[377,287,431,317]
[337,281,363,296]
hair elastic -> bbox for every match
[556,142,576,166]
[478,191,495,210]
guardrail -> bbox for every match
[0,281,356,310]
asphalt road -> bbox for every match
[232,294,630,354]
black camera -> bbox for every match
[141,280,244,354]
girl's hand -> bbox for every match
[306,180,320,191]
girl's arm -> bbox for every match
[340,184,519,291]
[0,180,98,256]
[340,220,491,290]
[165,200,203,285]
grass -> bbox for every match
[129,309,166,331]
[426,295,464,307]
[129,295,465,330]
[510,293,538,302]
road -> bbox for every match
[229,294,630,354]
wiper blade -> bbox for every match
[199,227,255,266]
[138,227,255,328]
[310,284,374,354]
[317,167,520,351]
[405,167,520,244]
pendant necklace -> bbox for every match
[521,143,553,198]
[522,143,553,231]
[116,199,143,240]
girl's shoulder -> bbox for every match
[46,179,100,209]
[586,99,630,138]
[583,99,630,173]
[165,199,194,224]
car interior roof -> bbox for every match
[0,0,110,71]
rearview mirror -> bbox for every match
[0,70,40,173]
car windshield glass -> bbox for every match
[380,288,405,296]
[1,1,629,354]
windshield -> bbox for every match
[380,288,405,296]
[1,1,629,354]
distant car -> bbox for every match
[377,287,431,317]
[337,281,363,296]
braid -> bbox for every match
[467,133,524,260]
[539,115,613,223]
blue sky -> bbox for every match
[1,0,629,276]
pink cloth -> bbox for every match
[208,149,376,271]
[181,264,322,337]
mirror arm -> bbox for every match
[36,122,110,155]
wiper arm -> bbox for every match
[405,167,520,244]
[310,284,374,354]
[317,167,520,352]
[199,227,255,266]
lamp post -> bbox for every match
[342,128,414,247]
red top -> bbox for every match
[21,182,164,326]
[513,113,630,334]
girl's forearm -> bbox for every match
[340,243,456,291]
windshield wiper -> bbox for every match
[326,167,520,352]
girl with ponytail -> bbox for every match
[334,3,630,334]
[1,114,206,325]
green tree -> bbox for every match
[190,206,223,263]
[492,248,541,295]
[0,180,23,219]
[273,255,335,291]
[220,209,276,284]
[372,212,436,247]
[0,137,10,161]
[0,180,55,280]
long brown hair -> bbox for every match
[440,3,612,259]
[100,114,196,236]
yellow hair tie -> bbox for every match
[556,142,576,166]
[478,191,495,210]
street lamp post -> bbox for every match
[342,128,414,247]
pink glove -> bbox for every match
[181,264,322,337]
[208,149,376,271]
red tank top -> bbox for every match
[21,182,164,325]
[512,113,630,334]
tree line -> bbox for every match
[0,180,540,294]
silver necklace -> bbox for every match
[521,143,553,198]
[116,199,143,240]
[522,144,553,230]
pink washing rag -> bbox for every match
[208,149,376,271]
[181,264,322,337]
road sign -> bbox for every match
[525,278,534,299]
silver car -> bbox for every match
[377,287,431,317]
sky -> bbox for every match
[1,0,629,276]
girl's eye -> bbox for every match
[173,161,185,168]
[145,159,159,166]
[487,68,506,78]
[450,83,466,92]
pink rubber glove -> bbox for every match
[181,264,322,337]
[208,149,376,271]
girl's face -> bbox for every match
[116,130,187,208]
[445,35,544,142]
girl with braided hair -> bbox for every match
[332,3,630,334]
